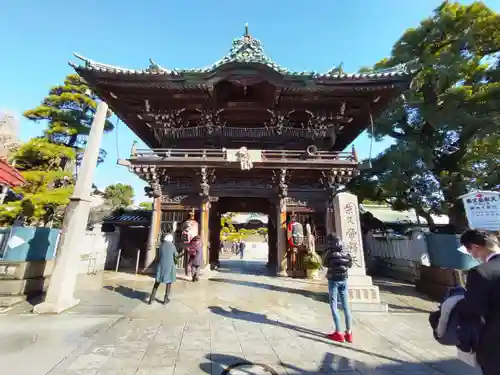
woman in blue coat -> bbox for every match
[148,222,178,305]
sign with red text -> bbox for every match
[461,191,500,231]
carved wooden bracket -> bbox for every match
[320,168,357,188]
[197,167,215,197]
[272,168,288,199]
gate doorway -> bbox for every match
[209,197,276,276]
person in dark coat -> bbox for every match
[455,229,500,375]
[322,233,353,343]
[188,235,203,282]
[239,239,246,259]
[148,222,178,305]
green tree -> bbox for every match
[14,137,75,171]
[349,1,500,229]
[23,74,114,164]
[139,201,153,210]
[0,138,76,227]
[220,212,237,233]
[103,183,134,208]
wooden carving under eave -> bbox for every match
[161,195,188,204]
[284,197,308,207]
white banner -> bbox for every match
[461,191,500,231]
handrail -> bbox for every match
[132,148,357,162]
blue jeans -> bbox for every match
[328,279,352,332]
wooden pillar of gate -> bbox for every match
[277,198,288,277]
[209,206,221,266]
[199,199,210,268]
[267,204,277,268]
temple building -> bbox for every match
[72,27,415,310]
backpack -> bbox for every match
[289,221,304,247]
[188,237,201,256]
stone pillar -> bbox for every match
[145,196,161,271]
[199,199,210,267]
[332,192,387,312]
[34,101,109,314]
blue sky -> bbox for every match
[2,0,498,203]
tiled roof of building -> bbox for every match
[102,210,151,224]
[70,26,418,80]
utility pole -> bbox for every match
[34,101,109,314]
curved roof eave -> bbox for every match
[69,28,419,81]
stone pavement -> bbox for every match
[0,249,479,375]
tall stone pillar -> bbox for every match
[145,195,161,271]
[34,101,109,314]
[332,192,387,311]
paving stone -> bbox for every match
[0,253,481,375]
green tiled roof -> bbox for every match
[208,25,287,73]
[71,26,418,79]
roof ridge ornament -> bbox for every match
[147,58,171,74]
[209,25,287,73]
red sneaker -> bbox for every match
[345,331,353,343]
[327,331,345,343]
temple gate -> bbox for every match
[72,26,415,310]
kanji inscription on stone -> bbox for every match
[333,193,365,268]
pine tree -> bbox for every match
[349,1,500,229]
[23,73,114,165]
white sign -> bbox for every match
[7,235,25,249]
[461,191,500,231]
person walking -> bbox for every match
[188,235,203,282]
[239,239,246,259]
[455,229,500,375]
[323,233,353,343]
[148,222,178,305]
[231,240,238,255]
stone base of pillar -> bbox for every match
[347,273,387,312]
[33,297,80,314]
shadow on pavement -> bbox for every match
[200,352,480,375]
[208,278,327,303]
[374,277,433,301]
[103,285,149,303]
[208,306,410,365]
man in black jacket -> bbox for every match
[456,229,500,375]
[322,233,353,343]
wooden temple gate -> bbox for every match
[72,26,414,278]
